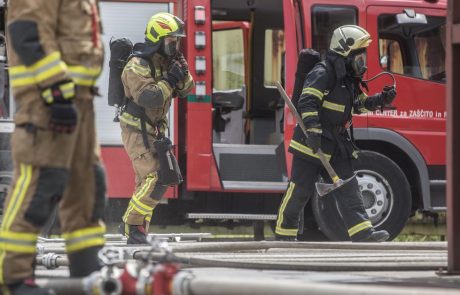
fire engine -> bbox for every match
[0,0,447,240]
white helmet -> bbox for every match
[329,25,371,57]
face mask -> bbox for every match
[349,51,367,77]
[162,37,180,57]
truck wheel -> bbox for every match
[312,150,412,241]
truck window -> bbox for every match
[311,5,358,56]
[264,29,285,87]
[212,28,245,91]
[378,15,445,83]
[379,39,404,75]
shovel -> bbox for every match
[275,82,356,197]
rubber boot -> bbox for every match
[118,222,148,245]
[356,230,390,242]
[7,280,55,295]
[67,246,103,277]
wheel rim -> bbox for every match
[356,170,393,227]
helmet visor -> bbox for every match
[351,51,367,76]
[164,36,181,57]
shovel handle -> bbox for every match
[275,82,341,184]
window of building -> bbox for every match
[311,5,358,57]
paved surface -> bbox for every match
[34,239,460,294]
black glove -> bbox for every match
[164,61,186,88]
[305,128,322,154]
[176,52,189,75]
[381,85,396,105]
[41,81,77,133]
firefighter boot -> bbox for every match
[7,280,55,295]
[118,222,149,244]
[356,230,390,242]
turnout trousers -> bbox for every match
[275,154,372,241]
[0,97,107,285]
[120,123,167,229]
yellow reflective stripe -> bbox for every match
[301,112,318,119]
[0,230,38,253]
[332,176,340,183]
[63,225,106,253]
[275,227,298,236]
[275,182,297,236]
[358,92,368,103]
[322,100,345,112]
[125,64,150,77]
[289,140,331,160]
[124,174,156,219]
[59,82,75,99]
[307,128,322,134]
[130,199,153,215]
[9,66,36,87]
[302,87,324,100]
[28,52,61,72]
[352,151,359,158]
[348,220,373,237]
[68,65,101,86]
[2,164,32,230]
[119,114,141,128]
[42,88,53,104]
[63,225,106,240]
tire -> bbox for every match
[312,150,412,241]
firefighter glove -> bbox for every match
[380,85,396,105]
[164,61,186,88]
[41,81,78,133]
[176,52,189,75]
[305,127,322,154]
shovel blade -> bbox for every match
[315,174,356,197]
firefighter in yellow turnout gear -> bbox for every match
[0,0,106,294]
[118,12,194,244]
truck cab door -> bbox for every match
[366,6,446,166]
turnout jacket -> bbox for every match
[7,0,104,127]
[289,53,384,162]
[120,51,194,135]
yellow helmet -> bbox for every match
[329,25,371,57]
[145,12,185,44]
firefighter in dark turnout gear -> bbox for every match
[0,0,106,294]
[118,12,194,244]
[276,25,396,242]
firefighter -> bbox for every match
[275,25,396,242]
[0,0,106,294]
[118,12,194,244]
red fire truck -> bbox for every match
[0,0,447,240]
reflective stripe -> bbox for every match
[275,182,297,237]
[307,127,322,134]
[130,198,153,215]
[358,92,367,103]
[302,87,324,100]
[63,225,106,253]
[289,140,331,160]
[119,113,141,128]
[1,164,33,230]
[322,100,345,112]
[348,220,373,237]
[10,52,67,87]
[301,111,318,119]
[0,230,38,253]
[68,65,101,86]
[125,63,150,77]
[123,174,156,221]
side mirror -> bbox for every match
[396,9,427,25]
